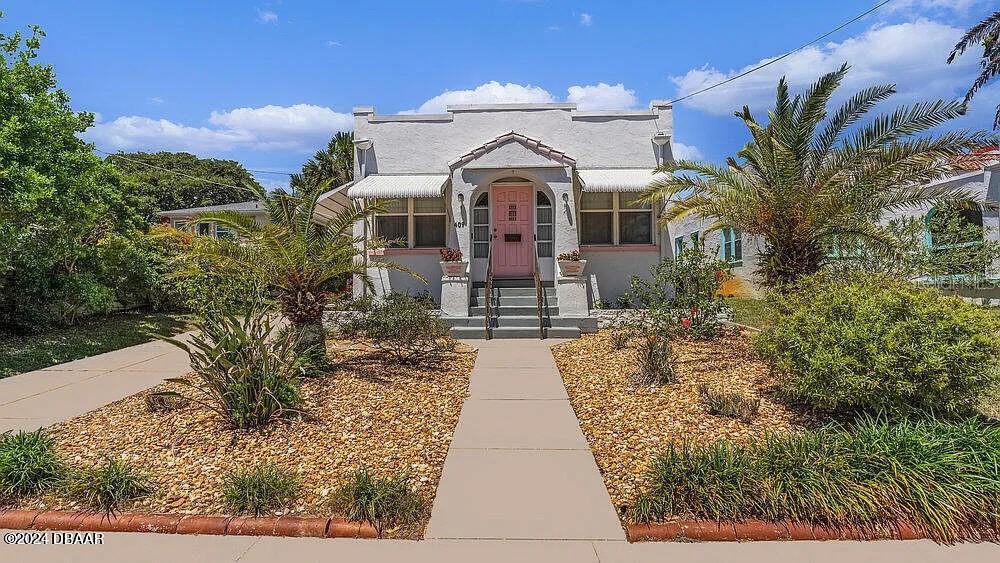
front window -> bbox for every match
[619,192,653,244]
[536,191,554,257]
[374,197,448,248]
[172,220,187,231]
[472,192,490,258]
[197,223,212,237]
[580,192,654,245]
[580,192,614,245]
[375,198,409,247]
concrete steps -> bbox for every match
[444,277,594,339]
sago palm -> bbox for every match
[948,10,1000,128]
[644,64,994,286]
[186,181,413,358]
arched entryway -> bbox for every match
[470,177,556,280]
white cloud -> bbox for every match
[547,25,561,32]
[149,96,165,104]
[579,13,593,26]
[85,104,352,154]
[671,141,704,161]
[887,0,984,13]
[326,40,341,47]
[567,82,637,110]
[671,20,981,117]
[411,81,556,113]
[256,10,278,24]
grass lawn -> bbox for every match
[0,311,191,379]
[725,297,772,329]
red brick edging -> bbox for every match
[0,509,377,539]
[627,520,928,542]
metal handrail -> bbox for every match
[484,232,495,340]
[532,233,544,339]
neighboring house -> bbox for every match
[346,101,676,337]
[155,185,352,236]
[157,201,268,237]
[667,160,1000,297]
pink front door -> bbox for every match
[491,185,534,277]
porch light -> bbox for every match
[355,138,374,150]
[651,132,670,147]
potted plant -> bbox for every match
[439,247,468,277]
[557,250,587,276]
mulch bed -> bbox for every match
[16,339,476,539]
[552,330,809,513]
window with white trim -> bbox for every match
[619,192,653,244]
[172,220,187,231]
[472,193,490,258]
[720,227,742,265]
[580,192,654,245]
[374,197,448,248]
[580,192,614,245]
[536,191,554,257]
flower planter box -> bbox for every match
[440,260,469,277]
[558,259,587,277]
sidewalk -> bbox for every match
[0,335,191,432]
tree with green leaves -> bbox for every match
[106,151,262,212]
[290,131,353,194]
[183,182,416,360]
[643,64,995,287]
[0,16,150,332]
[948,11,1000,128]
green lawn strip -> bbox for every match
[0,312,190,379]
[632,415,1000,542]
[725,297,772,329]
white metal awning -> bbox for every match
[346,174,448,199]
[578,168,667,192]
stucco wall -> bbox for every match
[355,104,672,173]
[582,247,664,306]
[363,253,440,303]
[666,214,763,297]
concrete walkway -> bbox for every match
[0,335,191,432]
[426,339,623,541]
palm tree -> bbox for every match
[644,64,994,286]
[290,131,354,194]
[185,181,415,359]
[948,11,1000,128]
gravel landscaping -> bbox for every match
[552,329,809,513]
[15,338,476,538]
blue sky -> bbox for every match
[4,0,999,189]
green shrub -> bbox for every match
[0,430,62,502]
[61,457,152,513]
[332,468,424,537]
[159,303,303,429]
[698,384,760,422]
[222,463,299,516]
[632,415,1000,543]
[627,239,732,338]
[341,292,453,364]
[632,333,678,386]
[754,274,1000,416]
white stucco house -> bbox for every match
[341,101,678,337]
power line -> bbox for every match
[669,0,895,105]
[247,168,296,176]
